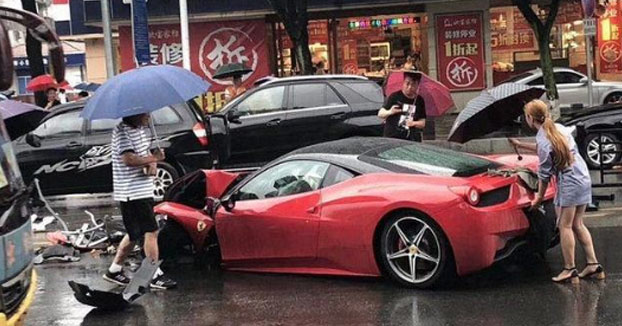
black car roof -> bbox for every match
[287,137,412,156]
[562,103,622,124]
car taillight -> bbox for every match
[467,187,480,206]
[192,122,209,147]
[449,186,481,206]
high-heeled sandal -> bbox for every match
[552,267,580,284]
[580,263,606,280]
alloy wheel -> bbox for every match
[384,216,441,285]
[153,167,174,201]
[587,135,618,166]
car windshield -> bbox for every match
[501,72,534,84]
[360,143,500,177]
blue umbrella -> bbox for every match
[81,65,211,120]
[74,82,101,92]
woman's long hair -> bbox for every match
[524,100,574,169]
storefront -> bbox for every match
[273,14,430,82]
[597,0,622,81]
[489,1,587,85]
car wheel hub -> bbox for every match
[587,136,617,166]
[385,216,441,285]
[153,168,174,200]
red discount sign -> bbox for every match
[598,1,622,74]
[435,12,486,91]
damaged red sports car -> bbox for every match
[155,137,557,288]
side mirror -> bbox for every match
[221,192,237,212]
[25,133,41,147]
[226,110,242,124]
[203,197,220,217]
[580,77,588,85]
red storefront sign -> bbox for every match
[490,9,535,51]
[598,2,622,74]
[119,20,270,112]
[435,12,486,91]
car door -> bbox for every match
[554,71,589,107]
[227,85,288,165]
[281,82,350,152]
[82,117,120,193]
[215,160,330,263]
[15,109,86,195]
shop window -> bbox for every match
[17,76,31,95]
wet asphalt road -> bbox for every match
[24,196,622,326]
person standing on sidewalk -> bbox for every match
[510,100,604,283]
[378,71,426,142]
[103,113,176,289]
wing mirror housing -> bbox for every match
[25,133,41,147]
[221,192,237,212]
[580,77,588,85]
[226,110,242,124]
[203,197,220,217]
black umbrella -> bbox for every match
[74,82,101,92]
[447,83,546,143]
[0,100,48,140]
[212,63,253,80]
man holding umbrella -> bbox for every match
[378,71,426,142]
[103,113,176,289]
[80,65,211,290]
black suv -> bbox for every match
[562,103,622,169]
[209,75,384,168]
[14,100,213,199]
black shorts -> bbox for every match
[120,198,158,242]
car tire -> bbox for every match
[378,211,455,289]
[604,93,622,104]
[153,162,179,201]
[583,133,621,169]
[158,220,191,266]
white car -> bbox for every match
[505,67,622,108]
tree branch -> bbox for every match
[513,0,543,36]
[545,0,561,33]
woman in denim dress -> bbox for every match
[510,100,605,283]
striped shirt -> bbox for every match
[111,122,154,202]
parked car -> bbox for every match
[13,100,213,200]
[561,102,622,169]
[209,75,384,168]
[155,137,557,289]
[505,67,622,108]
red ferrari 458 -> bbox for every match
[155,137,557,288]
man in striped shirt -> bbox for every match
[103,113,176,290]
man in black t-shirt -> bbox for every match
[377,72,426,142]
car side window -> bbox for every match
[554,72,583,84]
[326,86,345,106]
[322,165,355,188]
[527,77,543,86]
[237,160,330,200]
[33,110,84,138]
[291,84,327,109]
[90,118,120,133]
[152,106,182,125]
[237,86,285,116]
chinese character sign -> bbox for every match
[436,12,486,91]
[119,20,270,113]
[598,1,622,74]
